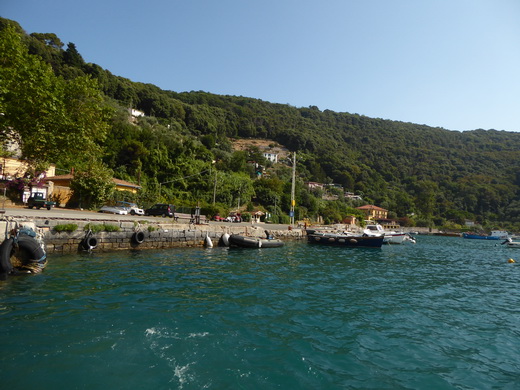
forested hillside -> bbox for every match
[2,17,520,229]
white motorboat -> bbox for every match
[364,223,413,245]
[501,238,520,248]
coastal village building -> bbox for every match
[0,157,56,202]
[1,158,141,206]
[306,182,325,190]
[0,157,56,181]
[45,174,141,207]
[262,152,278,163]
[356,205,388,220]
[129,108,145,118]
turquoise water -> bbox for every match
[1,236,520,389]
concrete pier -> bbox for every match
[0,216,304,254]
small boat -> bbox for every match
[307,232,384,248]
[501,238,520,248]
[433,232,461,237]
[364,223,410,245]
[228,234,284,248]
[403,234,417,244]
[462,232,500,240]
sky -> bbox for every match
[3,0,520,132]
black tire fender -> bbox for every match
[0,238,15,278]
[0,236,46,279]
[132,231,145,245]
[16,235,46,261]
[82,236,98,251]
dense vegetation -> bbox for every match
[2,17,520,230]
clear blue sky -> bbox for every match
[3,0,520,132]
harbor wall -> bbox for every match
[0,217,304,254]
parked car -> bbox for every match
[144,203,175,218]
[27,192,56,210]
[98,205,128,215]
[116,201,144,215]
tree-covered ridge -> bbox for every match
[2,17,520,229]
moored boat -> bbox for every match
[228,234,284,248]
[307,232,384,248]
[501,238,520,248]
[462,232,500,240]
[490,230,510,239]
[364,223,411,244]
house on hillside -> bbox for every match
[356,204,388,220]
[345,192,363,200]
[305,182,325,190]
[129,108,145,118]
[45,174,141,207]
[262,152,278,163]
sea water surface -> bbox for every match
[1,235,520,389]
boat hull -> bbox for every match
[307,233,384,248]
[384,233,407,244]
[228,234,284,248]
[462,233,500,240]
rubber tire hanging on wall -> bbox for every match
[0,235,46,279]
[0,238,15,278]
[132,231,145,245]
[81,236,98,251]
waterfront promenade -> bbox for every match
[0,206,304,253]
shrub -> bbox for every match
[54,223,78,232]
[103,224,121,232]
[84,223,105,233]
[84,223,121,232]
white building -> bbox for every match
[263,152,278,163]
[128,108,145,118]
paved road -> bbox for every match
[1,206,151,221]
[0,206,296,231]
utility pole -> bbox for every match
[212,166,217,205]
[290,152,296,226]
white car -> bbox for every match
[98,205,128,215]
[116,201,144,215]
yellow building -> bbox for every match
[0,157,56,180]
[1,157,56,201]
[45,174,141,206]
[356,205,388,220]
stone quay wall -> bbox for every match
[0,216,304,254]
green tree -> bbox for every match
[0,25,110,168]
[69,161,115,208]
[62,42,84,68]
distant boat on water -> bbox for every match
[462,232,500,240]
[433,232,461,237]
[501,238,520,248]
